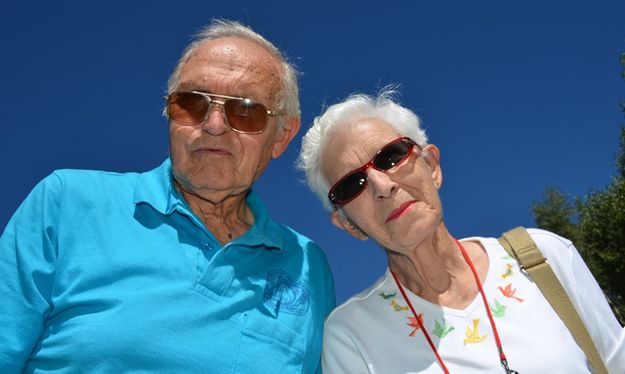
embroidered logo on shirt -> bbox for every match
[489,299,507,317]
[263,270,310,316]
[390,300,409,312]
[407,314,424,336]
[433,318,455,338]
[501,263,514,279]
[379,291,396,299]
[498,283,525,302]
[464,319,487,344]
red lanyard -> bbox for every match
[390,239,519,374]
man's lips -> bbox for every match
[192,146,232,156]
[386,200,417,223]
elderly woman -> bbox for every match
[298,91,624,373]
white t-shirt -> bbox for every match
[322,229,625,373]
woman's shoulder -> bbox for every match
[325,271,391,327]
[504,227,575,263]
[492,228,579,281]
[464,228,577,275]
[525,227,573,248]
[468,228,574,259]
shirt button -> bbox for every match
[203,243,212,251]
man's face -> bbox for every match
[169,37,295,203]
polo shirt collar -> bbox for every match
[239,190,284,252]
[133,159,284,251]
[133,159,179,215]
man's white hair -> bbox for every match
[297,89,428,211]
[166,19,300,125]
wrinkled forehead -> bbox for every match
[321,118,402,180]
[179,37,283,102]
[324,118,402,155]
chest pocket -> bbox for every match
[233,312,306,374]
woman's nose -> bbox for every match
[367,169,398,200]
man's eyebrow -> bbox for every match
[176,86,259,100]
[174,85,263,102]
[177,83,204,91]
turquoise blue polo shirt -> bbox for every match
[0,159,335,373]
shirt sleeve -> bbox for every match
[325,268,337,317]
[606,328,625,373]
[322,317,370,374]
[0,173,61,372]
[316,251,336,374]
[528,229,625,372]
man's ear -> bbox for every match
[272,117,301,159]
[423,144,443,189]
[330,209,368,241]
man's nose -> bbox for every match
[201,104,230,135]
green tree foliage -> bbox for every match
[575,173,625,312]
[532,52,625,321]
[532,187,577,241]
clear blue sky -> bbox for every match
[1,1,624,303]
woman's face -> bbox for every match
[322,118,444,253]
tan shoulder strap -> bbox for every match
[498,226,608,374]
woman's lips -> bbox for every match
[386,200,417,223]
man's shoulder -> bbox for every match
[52,168,141,187]
[278,223,315,245]
[35,168,144,205]
[275,223,325,256]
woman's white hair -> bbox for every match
[297,89,428,211]
[166,19,300,125]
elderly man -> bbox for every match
[0,20,335,373]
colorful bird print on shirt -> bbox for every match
[391,300,409,312]
[432,319,455,338]
[407,314,424,336]
[489,299,507,317]
[498,283,525,302]
[501,263,514,279]
[464,319,487,344]
[379,291,396,299]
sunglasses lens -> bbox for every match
[328,138,416,205]
[373,139,412,170]
[330,171,368,204]
[167,92,208,125]
[224,99,268,133]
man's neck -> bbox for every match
[175,181,254,245]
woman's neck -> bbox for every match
[387,225,488,309]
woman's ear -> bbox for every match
[423,144,443,189]
[330,209,368,241]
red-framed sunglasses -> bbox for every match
[328,137,420,205]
